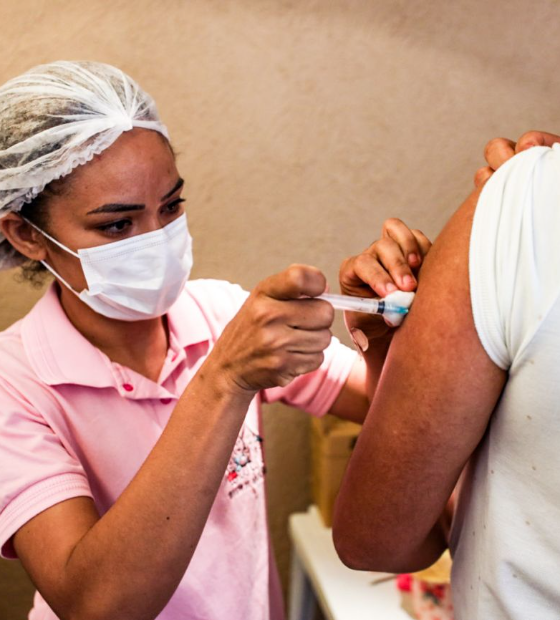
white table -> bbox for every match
[288,506,411,620]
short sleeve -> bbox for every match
[0,377,92,559]
[469,145,560,370]
[262,336,357,416]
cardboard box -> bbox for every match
[310,415,361,527]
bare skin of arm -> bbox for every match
[331,128,560,566]
[329,220,432,424]
[14,265,335,620]
[332,188,507,573]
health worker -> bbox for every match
[0,61,428,620]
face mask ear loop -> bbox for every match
[39,259,82,299]
[20,216,82,297]
[20,216,80,258]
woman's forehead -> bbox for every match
[57,130,178,209]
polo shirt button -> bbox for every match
[160,398,172,405]
[123,383,134,392]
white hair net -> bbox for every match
[0,60,169,269]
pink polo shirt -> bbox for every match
[0,279,356,620]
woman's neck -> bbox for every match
[56,283,169,382]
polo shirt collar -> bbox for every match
[21,283,211,390]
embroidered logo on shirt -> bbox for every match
[225,425,265,499]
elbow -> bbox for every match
[331,508,394,572]
[332,523,406,573]
[332,528,374,571]
[331,486,447,574]
[332,509,438,574]
[333,525,437,574]
[332,498,381,571]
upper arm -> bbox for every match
[14,497,100,615]
[333,188,507,571]
[0,376,97,616]
[334,145,560,572]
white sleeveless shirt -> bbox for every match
[451,144,560,619]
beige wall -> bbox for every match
[1,0,560,607]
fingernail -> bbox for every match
[386,283,398,293]
[403,275,415,287]
[408,253,419,265]
[350,328,369,353]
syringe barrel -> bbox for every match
[317,293,383,315]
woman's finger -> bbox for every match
[284,351,326,379]
[484,138,516,171]
[382,218,424,268]
[285,327,332,355]
[411,229,432,257]
[359,240,416,294]
[340,254,395,298]
[281,298,334,331]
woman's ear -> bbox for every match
[0,213,48,262]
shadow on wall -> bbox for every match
[0,558,34,619]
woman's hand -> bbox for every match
[209,264,334,394]
[475,130,560,188]
[339,218,431,344]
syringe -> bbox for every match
[317,293,409,316]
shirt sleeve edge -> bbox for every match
[468,181,510,371]
[0,473,93,559]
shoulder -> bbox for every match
[470,145,560,369]
[0,323,54,428]
[184,279,249,314]
[181,279,250,331]
[473,145,560,245]
[0,320,32,383]
[184,279,249,305]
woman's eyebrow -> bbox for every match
[161,178,184,201]
[87,203,145,215]
[86,178,184,215]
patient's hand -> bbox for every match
[476,130,560,188]
[339,218,431,342]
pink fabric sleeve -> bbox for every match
[0,377,93,559]
[261,336,357,416]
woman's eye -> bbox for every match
[97,219,132,236]
[162,198,185,215]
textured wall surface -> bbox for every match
[1,0,560,613]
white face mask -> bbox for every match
[25,215,193,321]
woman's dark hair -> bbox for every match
[16,179,65,286]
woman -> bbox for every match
[0,61,428,620]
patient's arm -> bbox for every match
[332,188,507,573]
